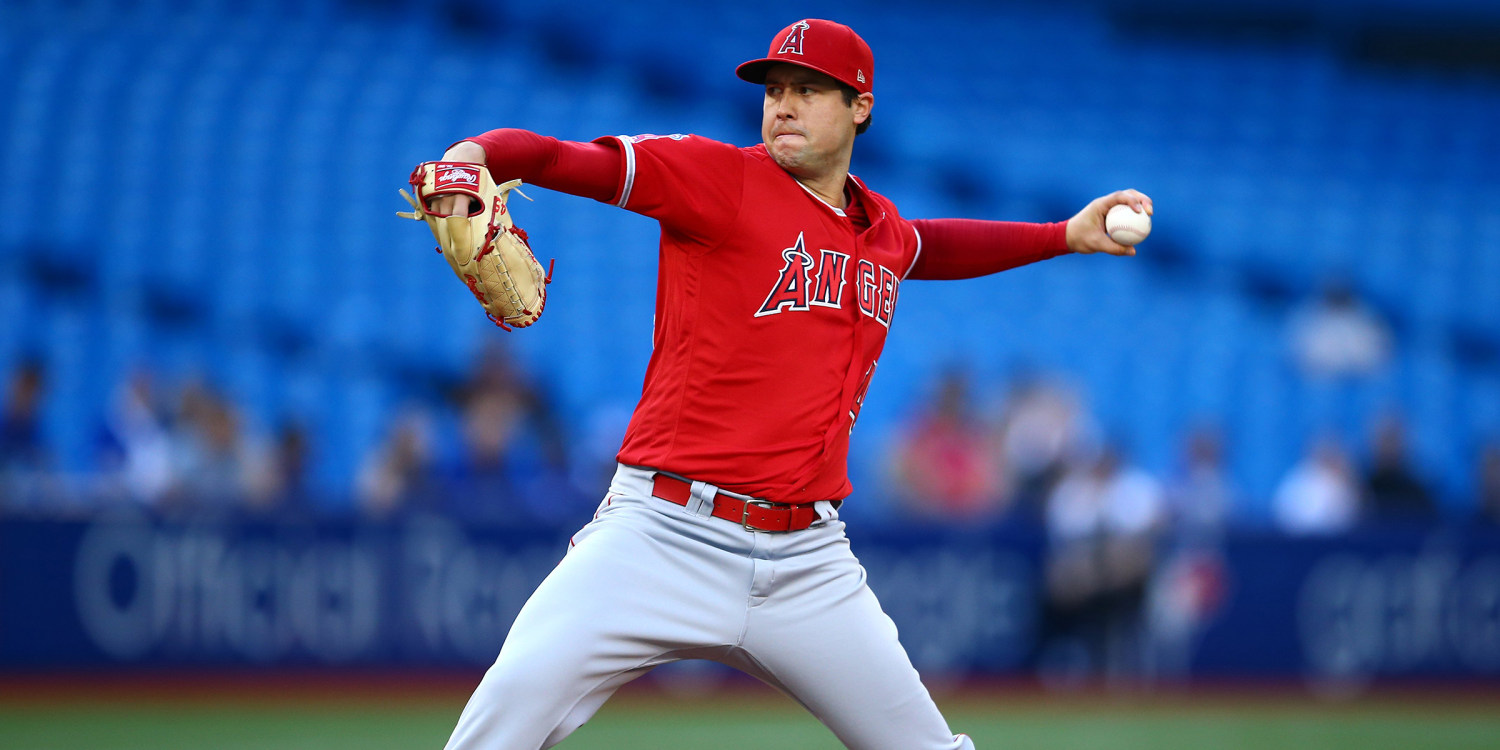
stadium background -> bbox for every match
[2,0,1499,747]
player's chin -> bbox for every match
[768,146,807,173]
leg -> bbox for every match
[738,529,975,750]
[445,496,747,749]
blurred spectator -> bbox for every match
[997,372,1098,517]
[245,421,314,518]
[1164,424,1236,546]
[1288,279,1393,379]
[1148,425,1234,681]
[888,370,1006,520]
[1040,446,1166,685]
[1272,435,1360,535]
[359,407,439,520]
[1361,414,1437,525]
[0,359,48,469]
[444,384,527,522]
[165,379,260,515]
[96,368,175,507]
[439,342,579,524]
[0,359,51,509]
[1477,443,1500,527]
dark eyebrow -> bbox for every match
[765,75,829,88]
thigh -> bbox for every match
[446,496,747,750]
[739,544,973,750]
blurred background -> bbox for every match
[2,0,1499,746]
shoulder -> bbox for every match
[741,143,774,164]
[596,133,744,156]
[597,134,762,180]
[850,174,904,219]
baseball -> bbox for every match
[1105,203,1151,245]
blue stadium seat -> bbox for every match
[5,0,1498,518]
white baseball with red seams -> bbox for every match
[1105,203,1152,245]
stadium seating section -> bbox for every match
[2,0,1497,519]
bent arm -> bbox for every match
[445,129,622,203]
[906,218,1070,280]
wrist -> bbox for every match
[441,139,487,164]
[1057,219,1075,253]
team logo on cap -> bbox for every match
[778,20,810,56]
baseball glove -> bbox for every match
[398,161,554,330]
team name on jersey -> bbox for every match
[755,232,899,327]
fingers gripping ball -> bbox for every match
[1105,203,1152,246]
[398,162,555,330]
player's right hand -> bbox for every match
[1065,189,1153,256]
[425,141,489,216]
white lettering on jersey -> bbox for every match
[855,259,898,328]
[755,233,817,317]
[758,234,898,324]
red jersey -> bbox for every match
[465,129,1069,505]
[592,134,912,503]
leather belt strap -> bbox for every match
[651,474,821,533]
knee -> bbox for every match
[478,650,581,706]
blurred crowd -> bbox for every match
[2,278,1497,688]
[886,280,1498,533]
[0,342,597,525]
[877,281,1500,685]
[2,281,1497,534]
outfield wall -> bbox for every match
[2,512,1497,688]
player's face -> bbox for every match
[761,64,870,178]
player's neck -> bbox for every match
[796,168,850,210]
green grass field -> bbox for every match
[2,678,1497,749]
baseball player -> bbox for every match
[422,19,1151,750]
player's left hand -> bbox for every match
[1065,189,1153,256]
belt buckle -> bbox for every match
[741,498,786,533]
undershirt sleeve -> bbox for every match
[906,218,1071,280]
[461,129,621,204]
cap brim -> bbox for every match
[736,58,859,92]
[735,58,779,84]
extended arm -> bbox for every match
[906,189,1153,280]
[907,218,1068,280]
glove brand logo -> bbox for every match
[400,163,552,332]
[777,20,810,56]
[437,166,480,186]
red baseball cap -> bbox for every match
[736,19,874,95]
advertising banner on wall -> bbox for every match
[2,511,1496,687]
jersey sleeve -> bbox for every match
[905,218,1070,280]
[464,129,621,204]
[591,134,745,248]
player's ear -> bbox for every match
[853,93,874,125]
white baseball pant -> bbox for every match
[443,463,974,750]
